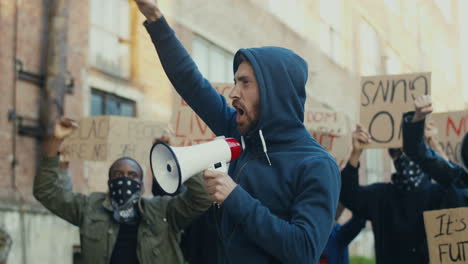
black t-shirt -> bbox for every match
[110,223,140,264]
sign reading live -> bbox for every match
[61,116,166,165]
[172,83,351,168]
[424,208,468,264]
[431,111,468,165]
[360,72,431,148]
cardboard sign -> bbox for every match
[424,208,468,264]
[310,132,352,169]
[172,83,233,146]
[304,98,350,136]
[360,72,431,148]
[61,116,166,165]
[431,111,468,165]
[171,83,351,167]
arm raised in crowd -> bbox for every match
[33,118,88,226]
[334,215,366,246]
[340,125,383,219]
[402,95,467,187]
[134,0,237,137]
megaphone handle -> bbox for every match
[210,161,229,209]
[211,161,228,173]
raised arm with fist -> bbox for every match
[134,0,162,22]
[349,124,371,167]
[42,118,78,157]
[412,95,433,123]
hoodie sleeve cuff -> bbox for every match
[342,162,359,175]
[143,16,175,42]
[403,111,425,132]
[402,111,426,155]
[223,185,252,223]
[40,155,60,168]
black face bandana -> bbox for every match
[108,177,142,224]
[392,154,426,191]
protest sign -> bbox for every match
[431,111,468,165]
[305,98,350,136]
[61,116,166,165]
[424,208,468,264]
[360,72,431,148]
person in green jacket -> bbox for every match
[34,118,211,264]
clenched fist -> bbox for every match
[134,0,162,22]
[53,118,78,140]
[43,118,78,157]
[352,124,370,153]
[412,95,433,123]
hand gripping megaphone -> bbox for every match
[150,137,242,195]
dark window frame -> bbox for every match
[91,88,136,117]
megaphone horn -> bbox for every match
[150,137,242,195]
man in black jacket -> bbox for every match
[402,95,468,206]
[340,124,450,264]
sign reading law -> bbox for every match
[360,72,431,148]
[424,208,468,264]
[61,116,166,165]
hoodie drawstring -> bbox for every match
[241,136,246,150]
[259,130,272,166]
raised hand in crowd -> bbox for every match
[134,0,162,22]
[42,118,79,157]
[412,95,433,123]
[349,124,371,167]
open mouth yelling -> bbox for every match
[233,102,245,123]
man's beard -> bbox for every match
[234,101,260,135]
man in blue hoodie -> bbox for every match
[134,1,341,263]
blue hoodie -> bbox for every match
[145,17,341,264]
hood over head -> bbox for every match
[233,47,309,146]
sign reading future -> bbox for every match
[424,208,468,264]
[360,72,431,148]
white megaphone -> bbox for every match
[150,137,242,195]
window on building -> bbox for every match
[365,149,385,184]
[319,0,344,66]
[268,0,304,34]
[359,21,381,75]
[384,0,400,14]
[434,0,453,23]
[192,36,234,83]
[384,47,402,74]
[359,20,384,183]
[89,0,131,78]
[91,89,136,117]
[73,245,83,264]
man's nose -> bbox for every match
[229,85,240,99]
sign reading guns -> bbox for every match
[360,73,431,148]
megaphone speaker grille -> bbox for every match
[150,143,181,195]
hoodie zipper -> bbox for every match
[214,151,266,263]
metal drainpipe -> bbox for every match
[11,0,19,195]
[12,1,28,263]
